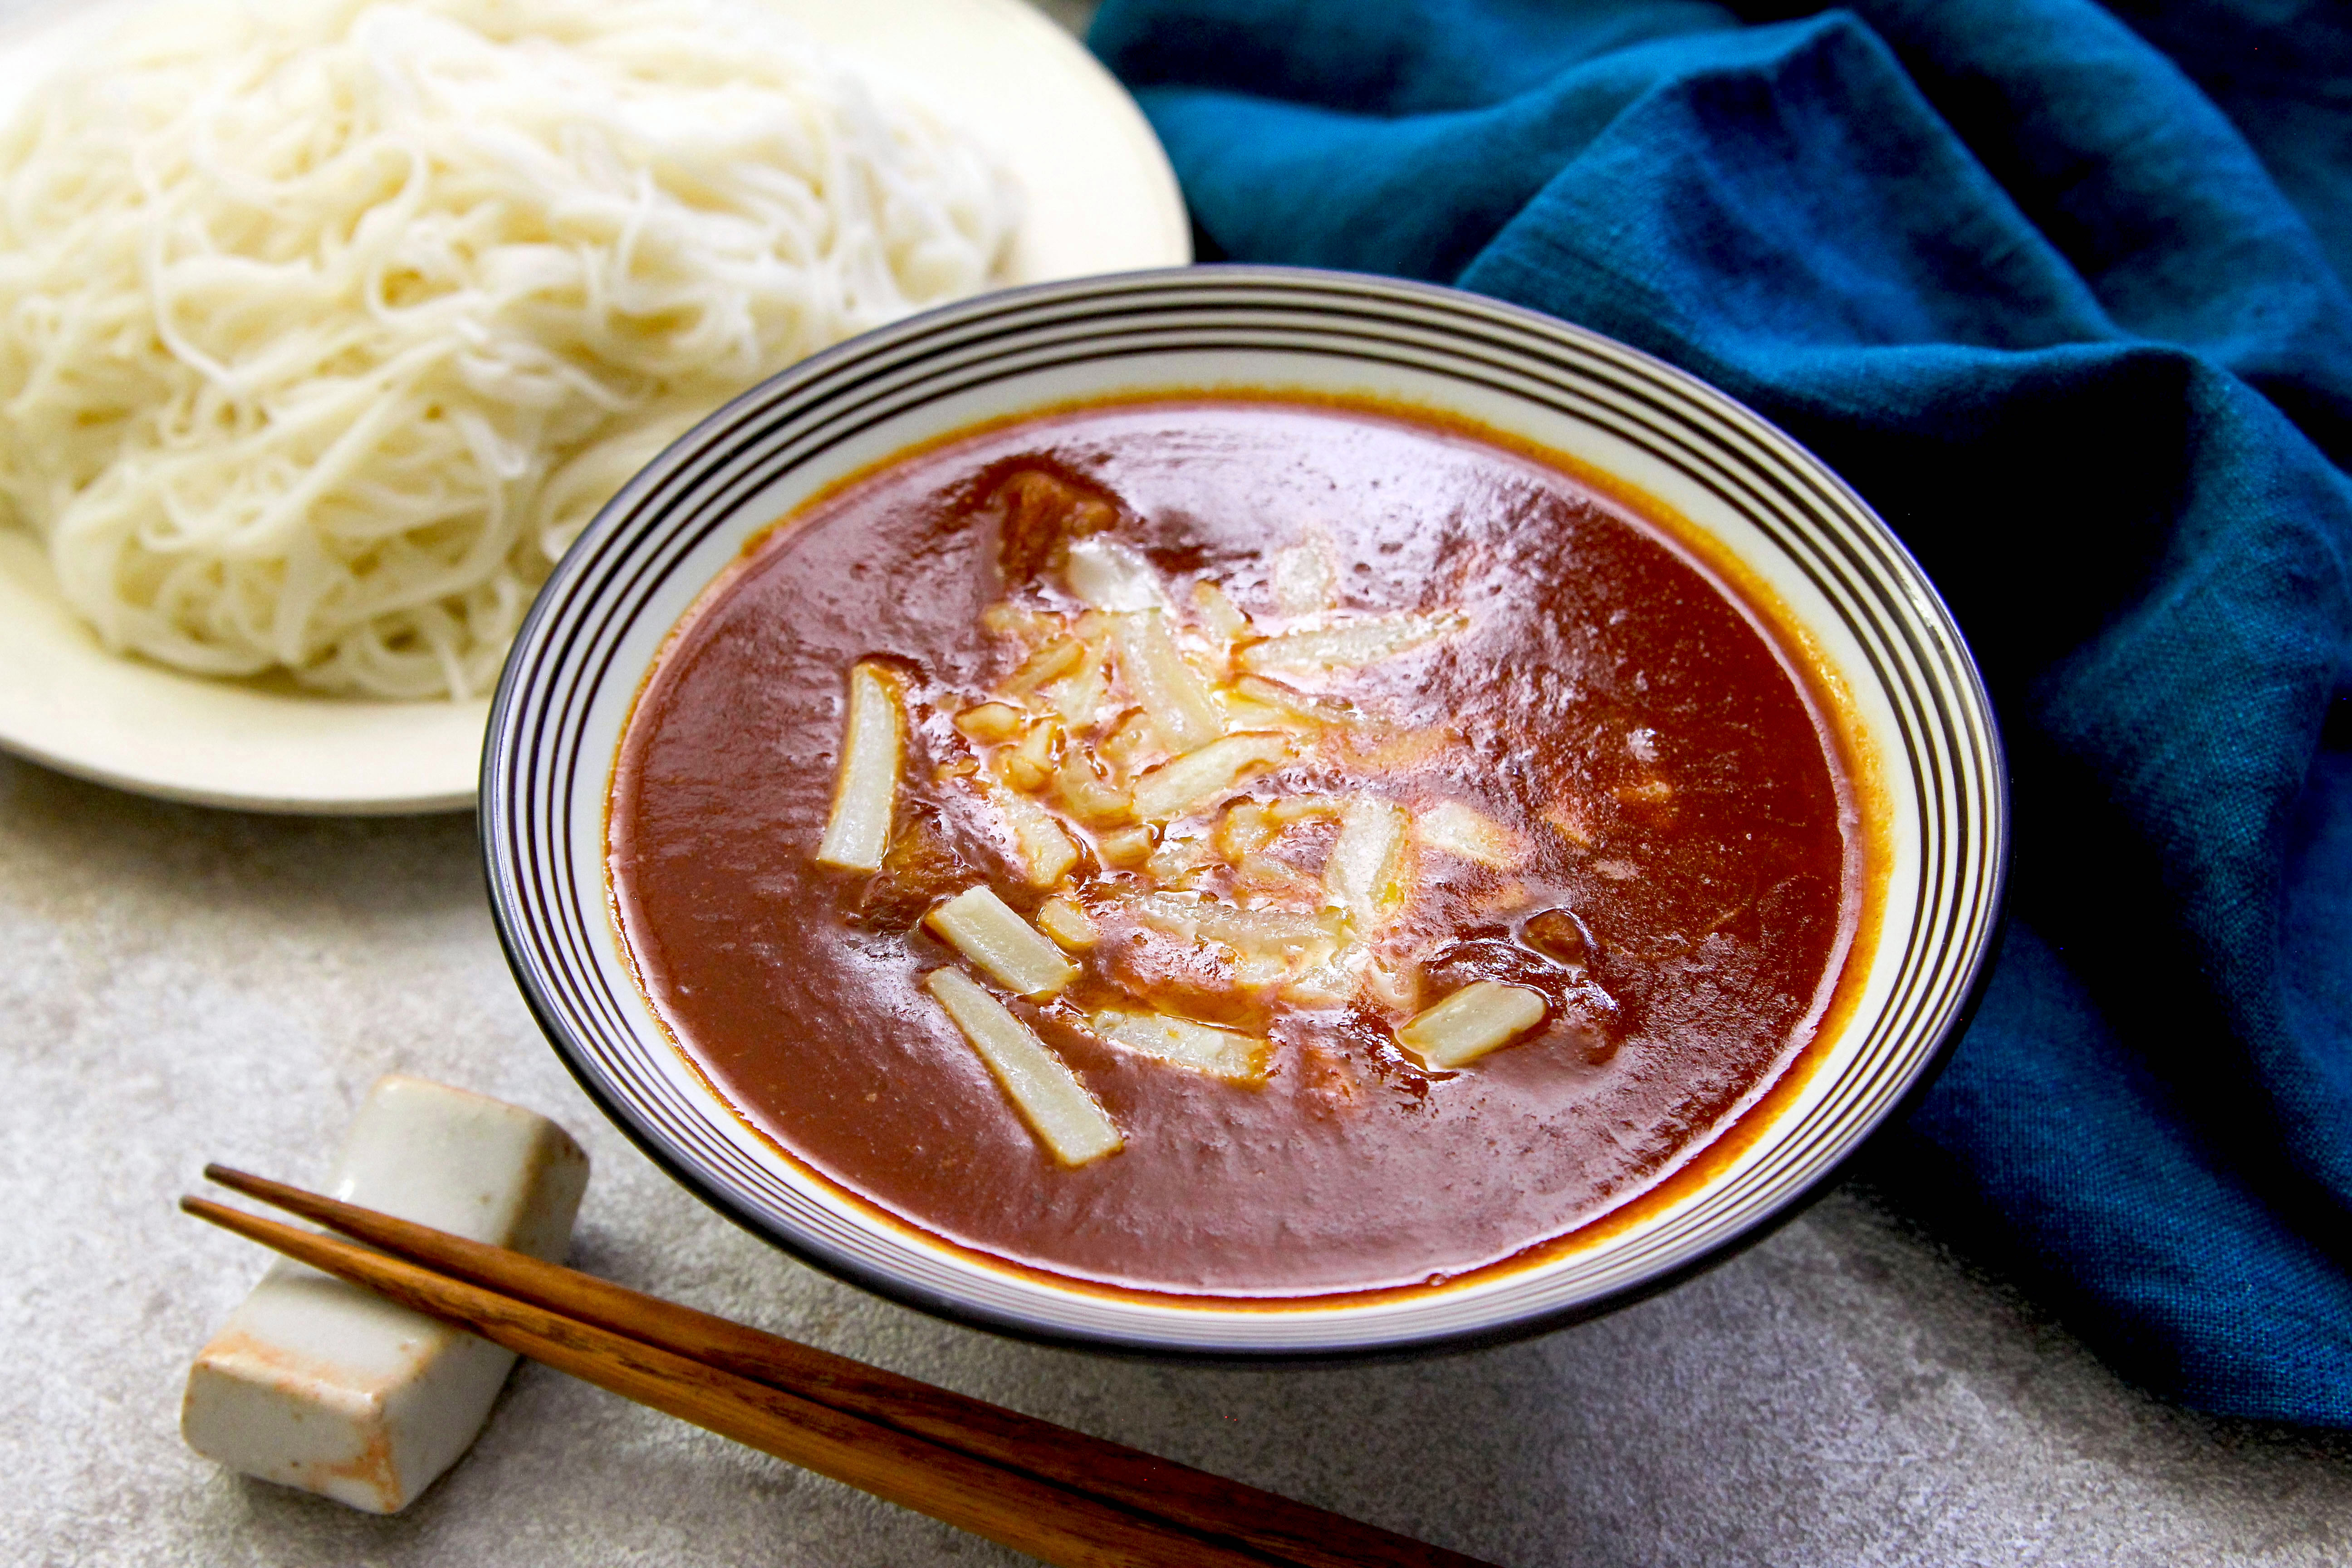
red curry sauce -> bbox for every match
[608,398,1859,1298]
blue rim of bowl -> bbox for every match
[480,264,2010,1361]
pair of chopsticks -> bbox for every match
[185,1168,1497,1568]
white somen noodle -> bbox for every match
[0,0,1018,697]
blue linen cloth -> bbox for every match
[1090,0,2352,1424]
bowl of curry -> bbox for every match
[483,267,2006,1356]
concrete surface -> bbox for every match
[5,758,2352,1567]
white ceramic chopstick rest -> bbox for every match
[181,1074,591,1512]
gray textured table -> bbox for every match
[10,3,2352,1560]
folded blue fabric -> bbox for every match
[1091,0,2352,1424]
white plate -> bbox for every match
[0,0,1187,815]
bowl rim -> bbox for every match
[481,262,2011,1362]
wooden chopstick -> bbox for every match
[188,1169,1497,1568]
[183,1194,1279,1568]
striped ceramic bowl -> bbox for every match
[482,266,2007,1358]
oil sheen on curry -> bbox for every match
[609,398,1861,1298]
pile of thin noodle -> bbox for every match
[0,0,1017,697]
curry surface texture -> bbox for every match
[608,399,1857,1298]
